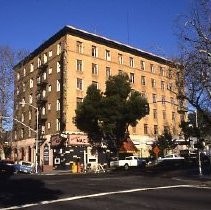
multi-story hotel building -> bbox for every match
[12,26,184,170]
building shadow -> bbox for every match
[0,175,62,208]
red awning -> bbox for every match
[119,138,139,153]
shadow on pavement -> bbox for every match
[0,175,62,208]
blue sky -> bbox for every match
[0,0,192,59]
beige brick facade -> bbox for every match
[12,26,185,165]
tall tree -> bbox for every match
[75,73,149,154]
[176,0,211,126]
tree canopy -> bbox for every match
[75,73,149,153]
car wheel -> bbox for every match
[124,164,129,170]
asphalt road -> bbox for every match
[0,170,211,210]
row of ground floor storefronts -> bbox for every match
[11,132,209,173]
[10,132,156,172]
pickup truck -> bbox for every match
[158,154,184,162]
[110,156,146,170]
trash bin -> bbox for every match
[72,162,77,173]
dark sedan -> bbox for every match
[0,160,15,175]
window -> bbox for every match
[29,94,33,104]
[42,107,46,115]
[161,96,166,104]
[23,83,26,92]
[163,110,166,120]
[57,99,60,111]
[43,53,48,63]
[160,67,165,76]
[21,128,24,138]
[17,72,20,81]
[56,119,60,131]
[92,63,98,75]
[23,68,26,76]
[77,78,83,90]
[76,97,83,108]
[144,124,148,135]
[16,87,19,95]
[167,83,173,91]
[129,57,134,67]
[28,129,32,138]
[118,54,123,64]
[170,97,174,105]
[172,112,176,121]
[151,79,156,88]
[140,60,145,70]
[57,80,60,92]
[47,122,51,129]
[43,72,47,80]
[76,60,83,71]
[168,69,173,78]
[152,94,157,103]
[21,113,25,122]
[48,84,52,92]
[91,45,98,57]
[106,67,111,79]
[30,79,33,88]
[42,90,46,97]
[38,57,41,67]
[48,67,52,74]
[48,103,51,111]
[161,81,165,90]
[29,111,32,121]
[141,76,146,85]
[154,125,158,135]
[76,41,83,53]
[130,73,135,83]
[150,64,155,73]
[153,109,157,119]
[57,61,61,73]
[92,81,98,89]
[57,42,62,55]
[30,63,34,72]
[49,50,52,57]
[105,50,111,60]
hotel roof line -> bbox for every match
[14,25,175,69]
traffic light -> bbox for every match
[144,103,150,115]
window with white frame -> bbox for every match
[106,67,111,79]
[17,72,20,81]
[21,98,25,106]
[140,60,145,70]
[28,128,32,138]
[21,128,24,138]
[57,61,61,73]
[91,45,98,57]
[150,64,155,73]
[21,113,24,122]
[23,82,26,92]
[151,78,156,88]
[56,119,60,131]
[153,109,157,119]
[23,68,26,76]
[161,81,165,90]
[57,80,60,92]
[48,103,51,111]
[57,42,62,55]
[152,93,157,103]
[56,99,60,111]
[161,95,166,104]
[29,94,33,104]
[49,50,52,57]
[129,73,135,83]
[48,84,52,92]
[43,72,47,80]
[47,122,51,129]
[30,78,33,88]
[38,57,41,67]
[160,67,165,76]
[118,54,123,64]
[92,63,98,75]
[76,59,83,71]
[43,53,48,63]
[42,107,46,115]
[141,76,146,85]
[41,125,45,134]
[76,41,83,53]
[129,57,134,67]
[105,50,111,61]
[48,67,52,74]
[42,89,46,97]
[29,110,32,121]
[76,78,83,90]
[30,63,34,72]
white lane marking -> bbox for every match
[1,184,210,210]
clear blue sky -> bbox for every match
[0,0,192,59]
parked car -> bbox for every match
[0,160,15,175]
[14,161,35,174]
[110,156,146,170]
[158,154,184,162]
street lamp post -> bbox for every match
[20,102,39,174]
